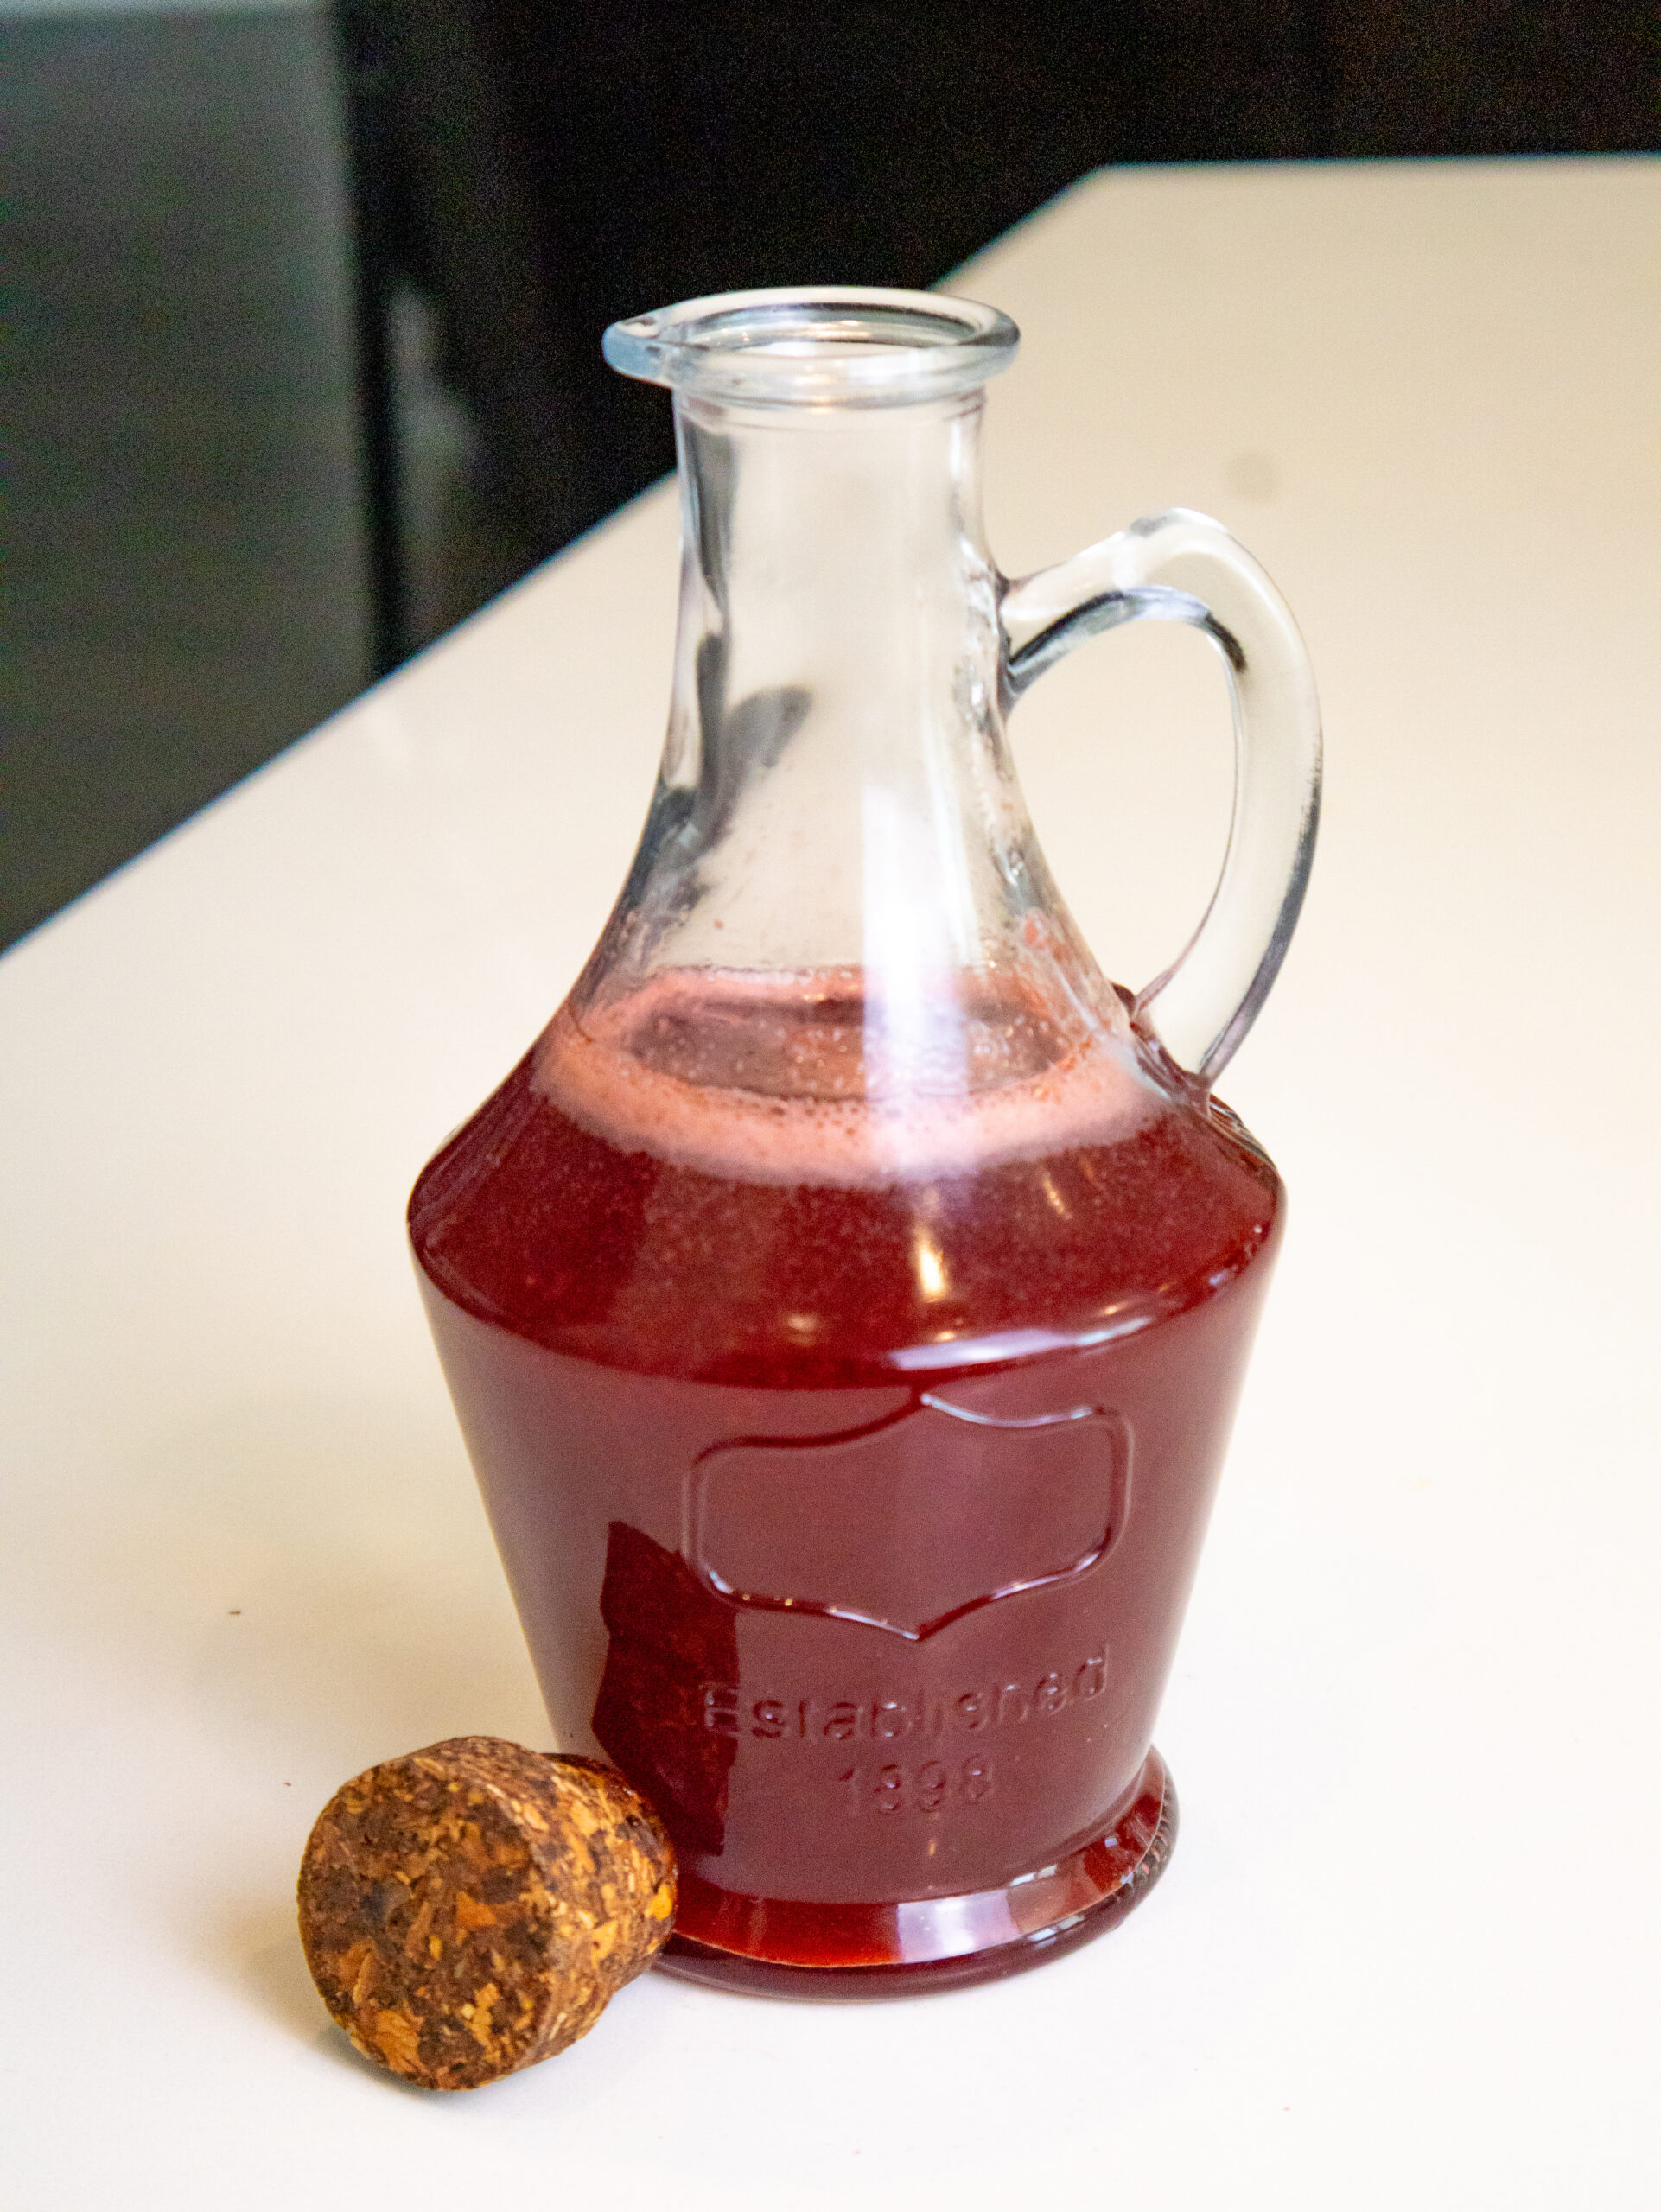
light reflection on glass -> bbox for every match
[913,1226,950,1302]
[1038,1169,1071,1221]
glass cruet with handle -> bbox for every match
[409,287,1321,1995]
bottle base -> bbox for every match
[656,1748,1175,2000]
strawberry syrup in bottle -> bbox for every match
[410,969,1281,1993]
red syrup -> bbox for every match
[410,969,1282,1994]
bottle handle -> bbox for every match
[1001,508,1321,1086]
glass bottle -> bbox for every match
[410,289,1321,1995]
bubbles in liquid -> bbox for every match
[533,966,1158,1188]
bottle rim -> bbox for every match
[602,286,1020,407]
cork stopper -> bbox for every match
[297,1738,677,2090]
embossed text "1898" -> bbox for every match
[839,1755,993,1815]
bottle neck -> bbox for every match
[572,385,1125,1096]
[662,390,999,790]
[617,392,1005,980]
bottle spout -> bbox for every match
[602,287,1019,409]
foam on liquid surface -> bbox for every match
[533,967,1157,1188]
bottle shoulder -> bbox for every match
[410,1052,1281,1389]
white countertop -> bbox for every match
[3,158,1658,2209]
